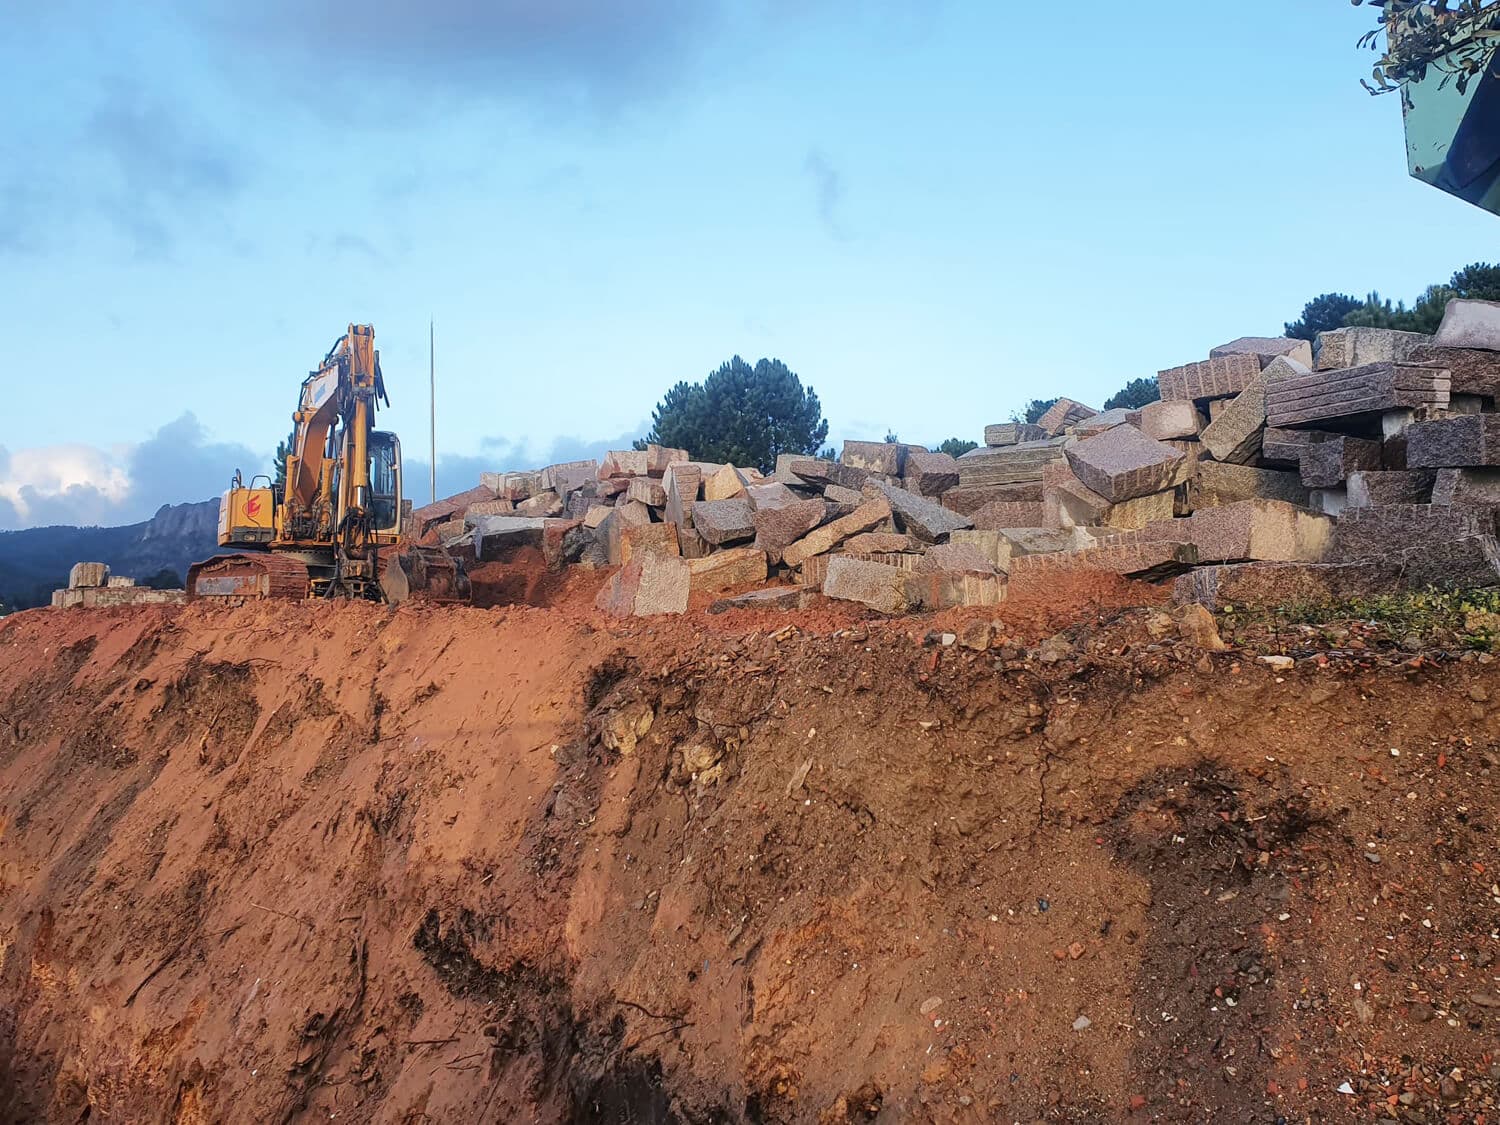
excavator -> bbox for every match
[186,324,470,604]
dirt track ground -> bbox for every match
[0,571,1497,1123]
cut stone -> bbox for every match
[583,504,613,529]
[687,546,768,593]
[619,521,680,564]
[709,586,805,612]
[786,458,870,491]
[822,556,915,614]
[1071,408,1136,437]
[677,524,712,559]
[1190,462,1310,509]
[1158,353,1262,401]
[917,541,998,575]
[1331,503,1498,560]
[1036,397,1099,435]
[1314,327,1431,371]
[1210,336,1314,367]
[471,516,547,560]
[693,498,756,545]
[599,450,651,479]
[1042,461,1112,530]
[752,497,827,564]
[644,444,692,475]
[744,481,800,510]
[941,482,1043,514]
[844,532,917,554]
[1407,343,1500,397]
[1261,427,1341,467]
[596,553,690,617]
[948,529,1012,572]
[1265,361,1450,429]
[703,464,752,501]
[626,477,667,507]
[1102,490,1177,530]
[823,484,864,505]
[907,570,1007,609]
[616,499,654,525]
[1407,414,1500,468]
[542,459,599,496]
[1433,298,1500,351]
[972,500,1047,530]
[464,497,516,520]
[1200,375,1272,464]
[1310,487,1348,516]
[1299,436,1384,488]
[1139,499,1331,562]
[1346,470,1436,508]
[984,422,1048,447]
[997,527,1097,556]
[1432,467,1500,506]
[864,480,973,542]
[69,562,109,589]
[842,440,906,475]
[664,463,702,528]
[483,471,543,502]
[1138,399,1205,441]
[903,447,960,496]
[515,490,564,517]
[956,441,1067,487]
[1009,540,1198,581]
[783,498,893,569]
[1065,425,1186,502]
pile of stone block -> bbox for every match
[419,298,1500,618]
[51,562,186,609]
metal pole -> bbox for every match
[429,318,437,504]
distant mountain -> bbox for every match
[0,501,222,611]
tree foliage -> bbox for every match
[1285,293,1363,341]
[141,567,183,590]
[1356,1,1500,101]
[1013,398,1058,425]
[1102,377,1160,411]
[936,437,978,458]
[637,356,829,474]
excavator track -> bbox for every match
[186,554,311,602]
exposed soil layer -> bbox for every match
[0,585,1497,1123]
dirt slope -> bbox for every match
[0,590,1497,1123]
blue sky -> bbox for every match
[1,0,1495,528]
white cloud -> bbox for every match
[0,443,131,525]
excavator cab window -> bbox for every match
[370,431,402,534]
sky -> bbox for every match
[1,0,1497,529]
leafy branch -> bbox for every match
[1355,0,1500,101]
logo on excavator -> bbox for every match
[246,495,263,519]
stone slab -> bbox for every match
[599,450,651,479]
[906,570,1008,609]
[865,479,972,542]
[596,553,690,617]
[1331,503,1498,560]
[1199,375,1270,464]
[941,482,1043,514]
[687,546,768,593]
[464,498,516,519]
[997,526,1097,556]
[1158,353,1262,401]
[972,500,1047,530]
[1433,298,1500,351]
[619,521,680,564]
[541,459,599,495]
[1139,499,1331,562]
[664,463,702,528]
[744,481,799,511]
[1432,467,1500,506]
[1036,397,1099,435]
[917,541,997,575]
[843,532,918,554]
[1190,462,1310,509]
[643,444,692,475]
[1265,362,1451,429]
[1299,436,1384,488]
[948,529,1012,572]
[752,497,827,564]
[1260,427,1341,467]
[1210,336,1314,367]
[842,440,905,475]
[955,441,1067,487]
[902,447,960,496]
[1009,540,1198,581]
[471,516,547,560]
[1071,408,1136,438]
[709,586,807,613]
[626,477,667,507]
[822,556,915,613]
[984,422,1047,447]
[693,498,756,545]
[1407,414,1500,468]
[786,458,870,491]
[1407,343,1500,397]
[1346,470,1436,508]
[616,499,654,525]
[1314,327,1431,371]
[1065,425,1186,503]
[823,484,864,505]
[69,562,109,589]
[703,464,752,501]
[1138,399,1205,441]
[783,498,893,569]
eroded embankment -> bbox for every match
[0,601,1497,1123]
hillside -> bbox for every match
[0,593,1495,1122]
[0,500,220,610]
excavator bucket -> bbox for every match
[378,546,472,606]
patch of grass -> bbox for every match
[1220,588,1500,651]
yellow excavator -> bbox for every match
[187,324,470,604]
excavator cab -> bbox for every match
[370,431,402,534]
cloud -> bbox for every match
[804,149,852,241]
[205,0,717,110]
[0,414,261,530]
